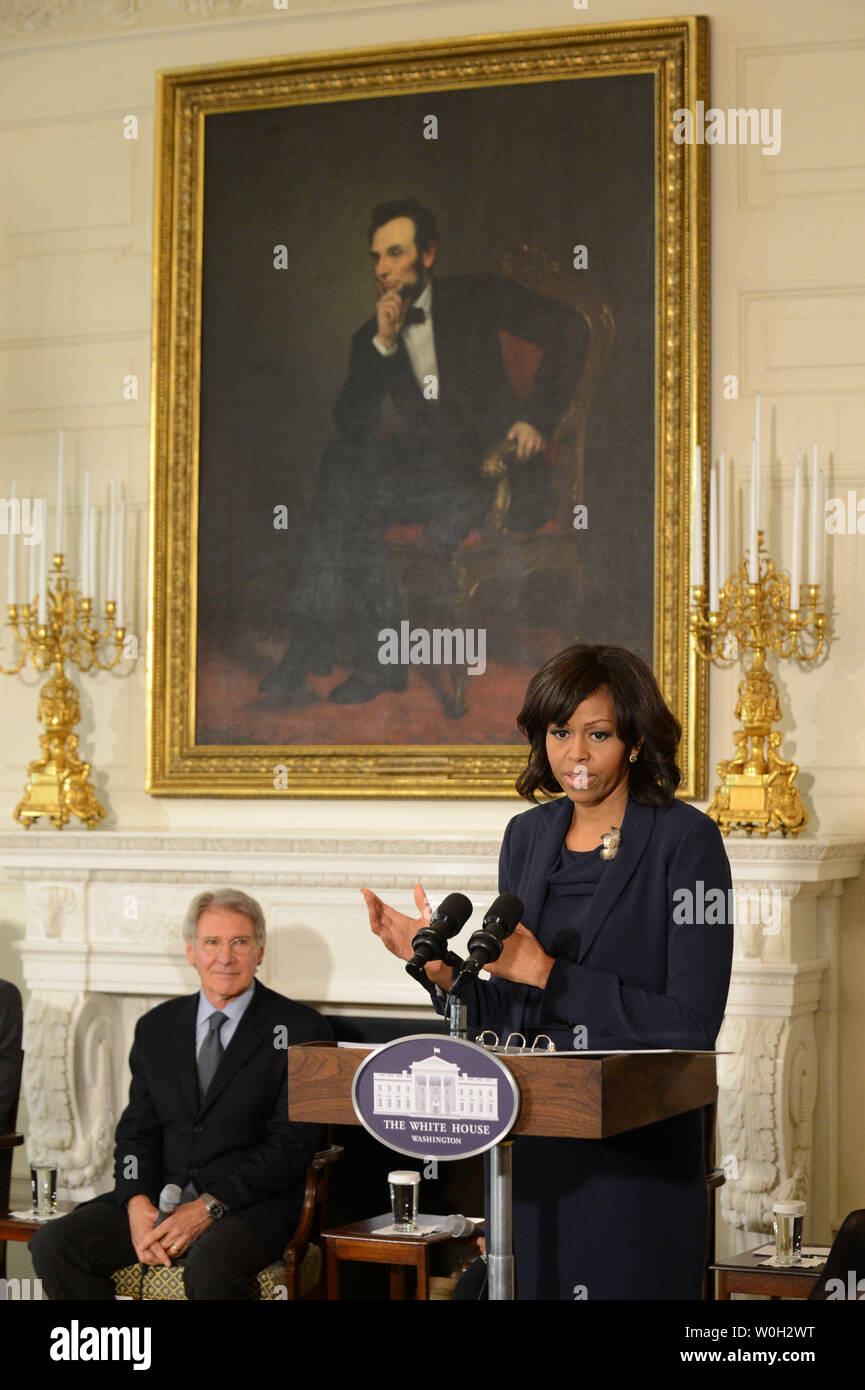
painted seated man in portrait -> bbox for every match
[259,197,588,707]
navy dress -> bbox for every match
[445,795,733,1302]
[520,842,606,1049]
[510,842,706,1300]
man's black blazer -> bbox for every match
[112,979,332,1247]
[0,979,23,1135]
[333,272,588,459]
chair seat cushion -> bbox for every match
[112,1262,187,1300]
[111,1244,321,1301]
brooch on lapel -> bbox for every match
[600,826,621,861]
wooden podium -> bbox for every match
[289,1041,717,1137]
[289,1041,719,1299]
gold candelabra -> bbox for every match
[1,553,131,829]
[691,532,826,837]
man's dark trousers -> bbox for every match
[30,1192,279,1300]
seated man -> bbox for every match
[0,978,23,1135]
[808,1210,865,1299]
[31,888,331,1300]
[0,979,23,1241]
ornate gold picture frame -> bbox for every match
[147,19,709,799]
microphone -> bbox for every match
[154,1183,182,1227]
[451,893,524,995]
[439,1214,483,1238]
[405,892,473,981]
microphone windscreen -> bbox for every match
[430,892,473,936]
[158,1183,182,1212]
[441,1214,479,1237]
[483,894,524,935]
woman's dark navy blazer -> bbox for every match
[462,793,733,1050]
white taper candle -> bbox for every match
[116,500,125,629]
[81,471,91,594]
[107,475,117,603]
[7,479,17,606]
[37,499,48,624]
[88,506,96,603]
[691,445,703,588]
[27,518,36,609]
[709,461,719,612]
[816,464,825,589]
[717,451,727,588]
[790,450,803,609]
[55,429,65,554]
[749,438,759,582]
[808,444,819,584]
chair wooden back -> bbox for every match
[498,243,616,529]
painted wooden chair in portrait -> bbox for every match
[385,244,616,718]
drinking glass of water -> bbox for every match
[388,1170,420,1232]
[30,1165,58,1218]
[773,1200,805,1264]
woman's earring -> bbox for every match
[600,827,621,861]
[629,751,638,763]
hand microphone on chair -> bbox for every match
[405,892,473,984]
[154,1183,182,1226]
[451,893,524,996]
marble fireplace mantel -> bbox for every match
[1,827,862,1249]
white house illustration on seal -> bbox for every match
[373,1048,499,1119]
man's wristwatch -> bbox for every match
[200,1193,227,1220]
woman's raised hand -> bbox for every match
[360,882,432,962]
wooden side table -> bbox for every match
[321,1216,481,1301]
[0,1202,77,1246]
[712,1245,826,1300]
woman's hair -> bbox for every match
[514,644,681,806]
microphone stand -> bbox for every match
[448,962,514,1299]
[445,962,473,1040]
[445,994,467,1040]
[406,956,467,1038]
[487,1141,515,1301]
[408,929,516,1299]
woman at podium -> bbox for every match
[363,642,733,1300]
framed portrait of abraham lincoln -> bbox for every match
[147,18,710,799]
